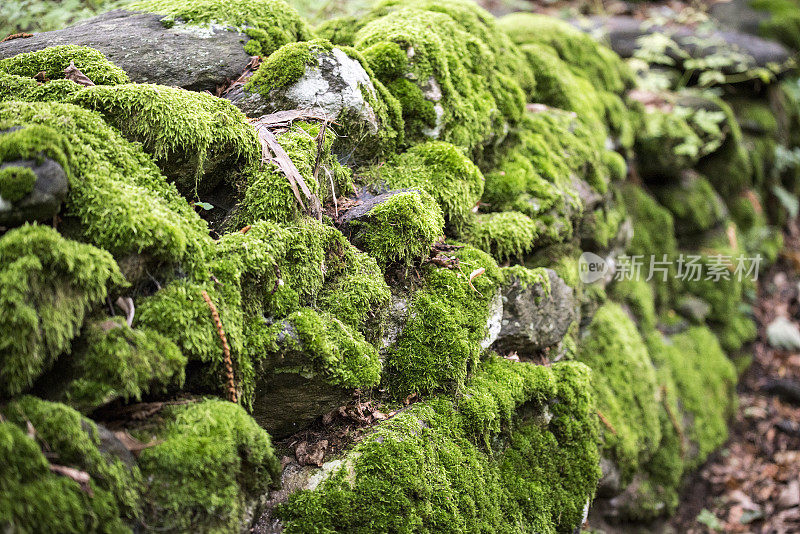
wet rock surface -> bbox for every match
[0,156,68,226]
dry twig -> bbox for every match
[201,290,238,403]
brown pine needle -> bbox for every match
[597,409,618,436]
[201,290,238,403]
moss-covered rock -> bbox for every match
[70,83,259,196]
[366,140,484,233]
[0,101,212,267]
[126,0,313,58]
[386,244,502,398]
[338,188,444,266]
[576,302,661,486]
[654,173,728,236]
[463,210,538,262]
[138,398,280,533]
[0,224,124,397]
[277,357,599,534]
[0,45,130,86]
[0,396,141,533]
[61,317,186,414]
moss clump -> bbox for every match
[752,0,800,50]
[499,13,633,95]
[126,0,313,57]
[63,317,186,414]
[647,328,737,466]
[387,244,502,398]
[463,211,538,262]
[0,165,36,202]
[0,45,129,86]
[654,174,728,236]
[0,224,124,396]
[576,302,661,485]
[609,278,657,333]
[70,83,259,195]
[343,189,444,266]
[245,39,333,95]
[0,102,212,267]
[264,308,381,390]
[0,396,141,533]
[352,3,526,153]
[277,358,599,534]
[137,218,389,407]
[0,71,84,103]
[138,398,280,533]
[229,121,352,227]
[367,141,484,233]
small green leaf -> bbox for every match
[697,509,723,530]
[194,201,214,211]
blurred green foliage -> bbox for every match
[1,0,132,37]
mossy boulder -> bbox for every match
[276,357,600,534]
[229,40,404,163]
[337,188,444,266]
[71,83,259,197]
[137,398,281,533]
[0,101,213,268]
[654,172,728,236]
[0,224,124,397]
[0,396,141,533]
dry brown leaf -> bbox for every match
[63,60,95,87]
[113,430,161,457]
[50,464,93,495]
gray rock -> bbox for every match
[0,10,253,93]
[226,47,385,161]
[0,156,68,227]
[491,269,578,357]
[710,0,771,37]
[250,321,353,439]
[767,316,800,351]
[578,16,792,74]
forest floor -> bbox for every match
[667,221,800,533]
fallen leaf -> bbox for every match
[49,464,93,495]
[295,440,328,467]
[63,60,95,86]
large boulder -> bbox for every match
[0,10,253,92]
[491,269,578,357]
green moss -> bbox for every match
[696,97,753,199]
[277,358,599,534]
[646,328,737,466]
[0,45,129,85]
[752,0,800,50]
[576,302,661,485]
[229,121,351,227]
[498,13,633,95]
[64,317,186,414]
[609,278,657,333]
[621,184,678,309]
[138,398,280,533]
[1,396,141,533]
[386,244,502,398]
[501,265,550,293]
[264,308,381,390]
[137,218,390,407]
[655,174,727,235]
[368,141,484,233]
[0,102,212,267]
[0,71,83,103]
[463,211,538,262]
[352,2,526,154]
[344,189,444,266]
[126,0,313,57]
[0,224,124,396]
[604,150,628,182]
[0,165,36,202]
[70,83,259,195]
[584,204,626,250]
[245,39,332,95]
